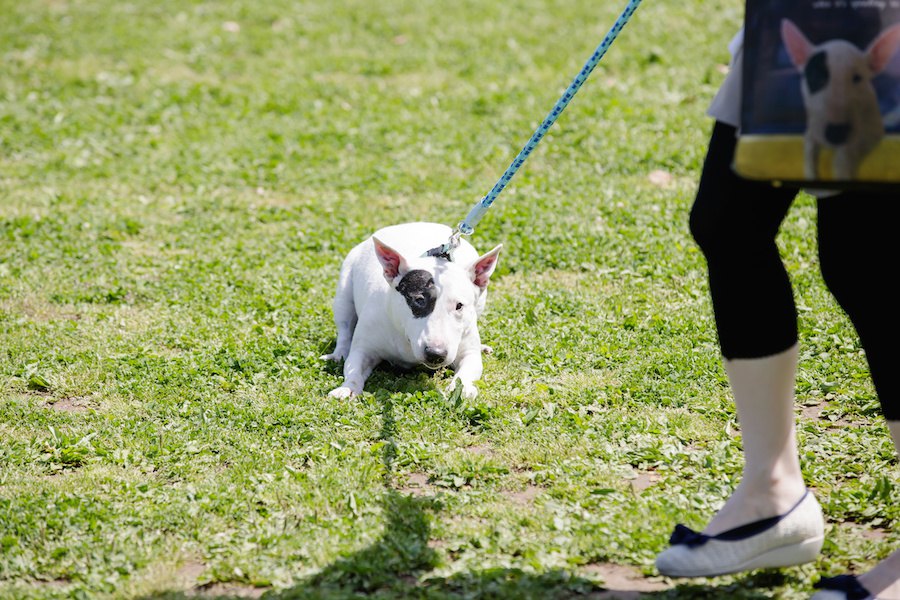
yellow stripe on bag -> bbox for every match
[734,135,900,183]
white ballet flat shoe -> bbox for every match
[655,490,825,578]
[810,575,874,600]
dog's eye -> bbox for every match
[413,296,427,308]
[455,302,464,311]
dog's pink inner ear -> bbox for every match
[471,245,502,289]
[781,18,812,68]
[373,238,404,279]
[867,23,900,74]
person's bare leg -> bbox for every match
[704,343,809,536]
[855,420,900,599]
[654,341,822,578]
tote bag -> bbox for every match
[734,1,900,189]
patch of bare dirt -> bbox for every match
[837,520,890,542]
[502,485,542,506]
[176,561,207,585]
[800,402,859,427]
[190,582,269,598]
[862,528,889,541]
[31,578,71,588]
[398,472,439,496]
[801,403,825,420]
[647,170,674,188]
[629,472,660,494]
[1,296,79,323]
[45,397,91,412]
[581,563,671,598]
[465,444,495,457]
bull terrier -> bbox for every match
[322,222,502,400]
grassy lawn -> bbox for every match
[1,0,897,598]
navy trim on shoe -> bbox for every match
[814,575,871,600]
[668,490,811,548]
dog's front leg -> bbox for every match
[321,314,357,362]
[451,343,484,400]
[321,288,357,362]
[328,348,379,399]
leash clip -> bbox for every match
[423,227,463,261]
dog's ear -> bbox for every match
[469,244,502,290]
[372,236,408,282]
[781,18,813,69]
[867,23,900,74]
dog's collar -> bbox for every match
[422,233,459,261]
[424,247,453,261]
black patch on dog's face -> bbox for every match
[805,51,829,94]
[396,270,436,318]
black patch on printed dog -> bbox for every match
[825,122,851,145]
[396,270,436,318]
[805,51,829,94]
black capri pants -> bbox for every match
[689,121,900,420]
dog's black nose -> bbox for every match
[825,123,851,145]
[424,348,448,366]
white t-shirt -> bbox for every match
[707,29,744,128]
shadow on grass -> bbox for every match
[140,394,790,600]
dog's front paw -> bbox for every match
[328,386,355,399]
[481,344,493,355]
[451,379,478,400]
[320,352,346,362]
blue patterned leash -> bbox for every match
[426,0,643,259]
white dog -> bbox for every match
[781,18,900,179]
[322,222,501,400]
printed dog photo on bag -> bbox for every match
[781,18,900,179]
[734,3,900,185]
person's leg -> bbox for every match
[816,192,900,599]
[855,422,900,599]
[656,122,824,577]
[689,121,807,534]
[711,345,807,533]
[857,427,900,598]
[812,421,900,600]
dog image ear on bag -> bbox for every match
[781,18,900,179]
[321,222,501,400]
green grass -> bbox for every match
[1,0,897,598]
